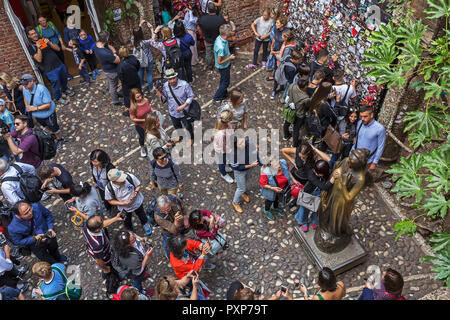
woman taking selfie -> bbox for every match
[114,230,154,296]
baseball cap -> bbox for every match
[0,99,5,106]
[107,168,127,183]
[20,74,34,85]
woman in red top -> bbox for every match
[259,158,292,220]
[168,235,212,280]
[129,88,156,158]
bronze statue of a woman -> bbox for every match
[314,148,370,253]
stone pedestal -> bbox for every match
[294,226,368,275]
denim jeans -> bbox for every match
[252,39,269,65]
[216,152,229,176]
[45,64,68,101]
[233,169,249,204]
[138,60,154,88]
[214,66,231,101]
[294,189,321,226]
[132,268,147,293]
[204,41,215,70]
[135,125,145,147]
[170,115,194,140]
[79,64,91,84]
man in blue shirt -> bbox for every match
[155,68,195,146]
[213,24,235,102]
[26,26,74,105]
[8,201,67,264]
[352,104,386,172]
[20,74,65,149]
[94,31,123,106]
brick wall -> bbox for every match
[0,2,34,77]
[223,0,267,31]
[93,0,155,47]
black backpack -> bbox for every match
[334,84,352,117]
[1,164,44,203]
[163,39,183,70]
[23,129,57,160]
[105,174,135,200]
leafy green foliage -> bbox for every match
[370,0,450,287]
[393,219,418,240]
[423,0,450,19]
[422,232,450,287]
[102,0,138,35]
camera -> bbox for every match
[280,285,287,294]
[119,211,128,220]
[154,79,164,91]
[0,120,10,135]
[43,230,53,240]
[144,243,153,251]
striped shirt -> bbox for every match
[82,226,112,264]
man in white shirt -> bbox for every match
[104,169,151,234]
[0,159,36,206]
[330,69,357,110]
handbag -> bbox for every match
[323,124,344,154]
[281,97,296,124]
[290,182,304,199]
[296,189,321,213]
[168,82,201,122]
[201,231,228,256]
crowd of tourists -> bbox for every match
[0,2,402,301]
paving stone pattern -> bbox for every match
[17,56,442,300]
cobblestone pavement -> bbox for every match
[14,55,444,300]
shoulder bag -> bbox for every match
[296,184,321,213]
[323,124,344,154]
[281,84,296,124]
[168,83,201,122]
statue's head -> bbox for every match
[349,148,370,169]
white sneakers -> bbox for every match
[140,148,147,158]
[221,174,234,184]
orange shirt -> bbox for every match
[169,239,206,279]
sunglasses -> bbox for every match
[158,154,168,161]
